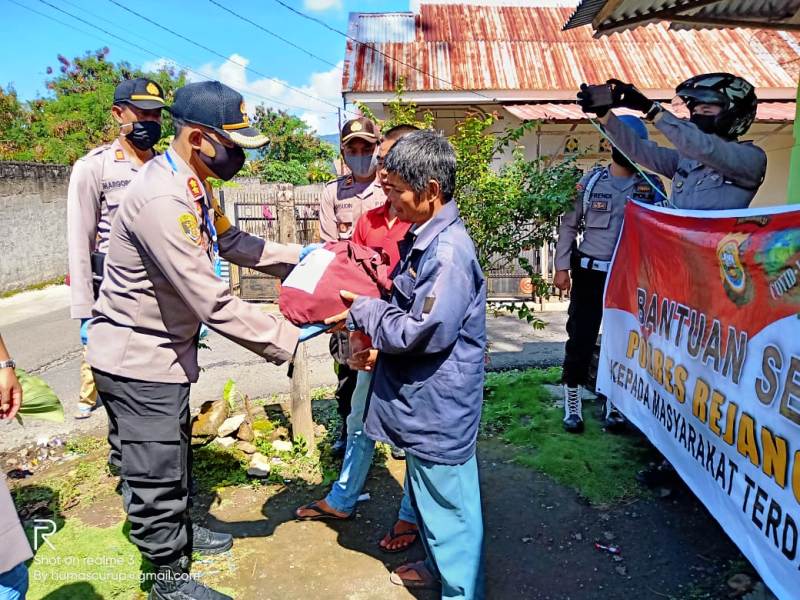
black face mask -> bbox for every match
[125,121,161,151]
[690,113,718,135]
[611,148,635,171]
[199,134,245,181]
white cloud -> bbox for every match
[141,58,179,72]
[179,53,344,135]
[304,0,342,11]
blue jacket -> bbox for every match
[347,201,487,465]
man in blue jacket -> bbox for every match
[326,130,486,599]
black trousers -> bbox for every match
[93,369,192,564]
[562,255,608,388]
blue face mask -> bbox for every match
[343,151,377,178]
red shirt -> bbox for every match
[352,201,412,271]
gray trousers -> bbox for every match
[93,369,192,564]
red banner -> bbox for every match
[599,203,800,600]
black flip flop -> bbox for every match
[294,501,352,521]
[379,523,419,553]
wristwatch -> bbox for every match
[0,359,15,370]
[644,102,663,122]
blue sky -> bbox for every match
[0,0,411,134]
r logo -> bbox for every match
[33,519,57,550]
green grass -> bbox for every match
[1,275,66,299]
[482,368,659,505]
[26,520,149,600]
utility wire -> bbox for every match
[8,0,146,64]
[33,0,330,114]
[106,0,352,114]
[206,0,337,69]
[272,0,497,102]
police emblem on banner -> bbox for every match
[178,213,201,244]
[717,233,751,304]
[187,177,203,200]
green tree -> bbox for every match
[356,77,434,133]
[249,106,336,185]
[0,48,186,164]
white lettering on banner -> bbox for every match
[598,203,800,600]
[281,248,336,295]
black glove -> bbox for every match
[577,83,609,117]
[607,79,654,114]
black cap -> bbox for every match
[114,78,166,110]
[170,81,268,149]
[341,117,379,145]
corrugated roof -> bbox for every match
[505,101,796,121]
[563,0,800,34]
[343,5,800,96]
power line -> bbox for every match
[106,0,351,114]
[272,0,496,102]
[33,0,330,114]
[7,0,150,65]
[206,0,337,69]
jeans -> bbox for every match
[326,371,415,523]
[0,563,28,600]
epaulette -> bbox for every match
[80,143,112,160]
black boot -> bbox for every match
[603,398,626,433]
[191,523,233,555]
[149,556,232,600]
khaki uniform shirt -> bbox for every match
[605,111,766,210]
[555,166,664,271]
[67,139,145,319]
[87,147,301,384]
[318,175,386,242]
[0,473,32,573]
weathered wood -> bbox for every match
[276,184,316,452]
[289,343,315,453]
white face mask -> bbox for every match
[344,151,378,178]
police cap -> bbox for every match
[114,78,166,110]
[170,81,269,149]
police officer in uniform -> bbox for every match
[87,81,303,600]
[67,78,166,421]
[555,115,665,433]
[319,117,385,454]
[578,72,766,209]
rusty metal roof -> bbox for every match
[564,0,800,35]
[504,100,796,121]
[343,5,800,97]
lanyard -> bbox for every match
[165,150,220,268]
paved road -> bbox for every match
[0,285,567,451]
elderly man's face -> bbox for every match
[384,171,434,223]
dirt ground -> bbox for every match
[175,440,738,600]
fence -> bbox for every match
[220,179,559,302]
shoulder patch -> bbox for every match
[187,177,203,200]
[114,149,126,162]
[178,213,201,244]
